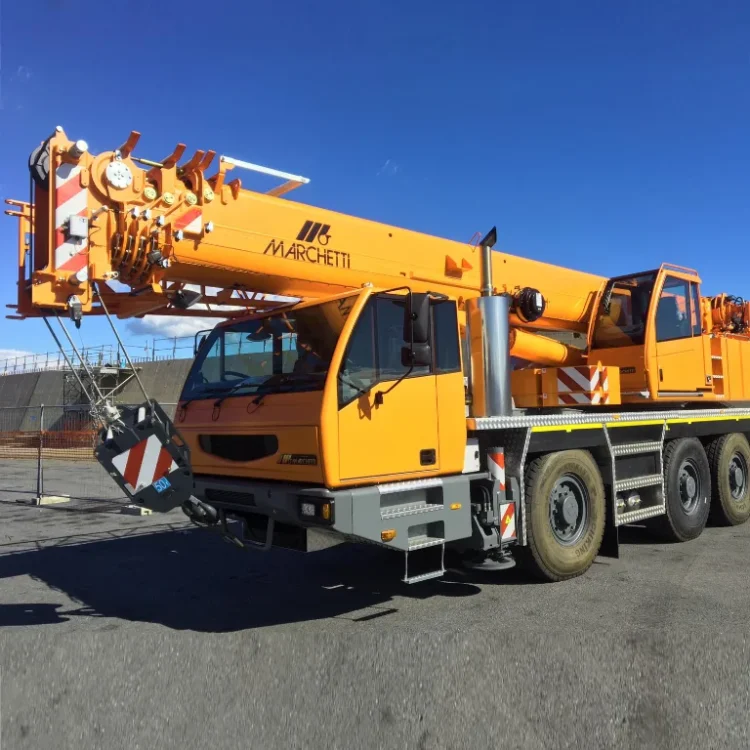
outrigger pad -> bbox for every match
[95,401,194,513]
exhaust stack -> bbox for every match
[467,227,513,418]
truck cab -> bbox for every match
[176,287,467,489]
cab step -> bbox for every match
[616,504,666,525]
[381,501,443,520]
[614,474,663,493]
[404,570,445,585]
[408,535,445,551]
[611,441,663,457]
[403,539,445,584]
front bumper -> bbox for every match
[193,473,474,553]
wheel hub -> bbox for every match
[729,453,748,501]
[549,474,589,546]
[678,459,700,514]
[561,495,578,526]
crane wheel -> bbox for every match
[521,450,605,582]
[650,438,711,542]
[706,433,750,527]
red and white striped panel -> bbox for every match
[556,366,610,406]
[111,434,177,495]
[55,163,89,281]
[499,503,516,541]
[174,207,203,235]
[487,449,506,490]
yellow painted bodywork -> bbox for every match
[175,288,468,488]
[8,129,603,334]
[176,391,325,484]
[9,129,750,491]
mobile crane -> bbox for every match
[6,126,750,583]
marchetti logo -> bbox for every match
[296,221,331,245]
[264,220,351,268]
[278,454,318,466]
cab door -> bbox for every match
[337,295,440,481]
[653,275,707,396]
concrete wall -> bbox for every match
[0,360,191,413]
[114,360,193,405]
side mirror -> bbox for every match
[194,333,207,355]
[401,343,432,368]
[403,292,431,345]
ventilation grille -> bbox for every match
[198,434,278,462]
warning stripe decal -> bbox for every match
[556,366,611,406]
[123,437,148,489]
[500,503,516,541]
[487,449,506,490]
[54,162,89,280]
[174,207,203,234]
[111,434,178,494]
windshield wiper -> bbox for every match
[250,373,326,405]
[180,384,236,410]
[213,376,261,407]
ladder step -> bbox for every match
[404,570,445,584]
[614,474,663,492]
[408,535,445,551]
[615,504,666,527]
[612,441,662,457]
[381,502,443,520]
[712,355,722,361]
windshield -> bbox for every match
[593,272,656,349]
[181,297,355,402]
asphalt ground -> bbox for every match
[0,462,749,749]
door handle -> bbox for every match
[659,368,663,383]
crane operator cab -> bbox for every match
[589,264,711,402]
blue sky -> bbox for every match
[1,0,749,361]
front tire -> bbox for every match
[651,438,710,542]
[706,433,750,526]
[522,450,606,582]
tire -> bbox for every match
[651,438,710,542]
[522,450,606,582]
[706,433,750,526]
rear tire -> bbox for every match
[706,433,750,526]
[522,450,605,582]
[651,438,710,542]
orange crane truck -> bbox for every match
[6,126,750,582]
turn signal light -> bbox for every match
[381,529,397,542]
[450,502,462,510]
[321,502,331,521]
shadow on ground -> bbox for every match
[0,519,661,632]
[0,526,492,631]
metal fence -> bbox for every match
[0,335,199,376]
[0,345,120,376]
[0,404,177,501]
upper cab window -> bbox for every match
[656,276,692,342]
[593,272,656,349]
[433,300,461,374]
[376,297,429,380]
[690,282,702,336]
[337,294,461,407]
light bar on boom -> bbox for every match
[219,155,310,185]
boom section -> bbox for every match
[6,128,602,332]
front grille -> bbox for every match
[204,488,256,506]
[199,434,278,462]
